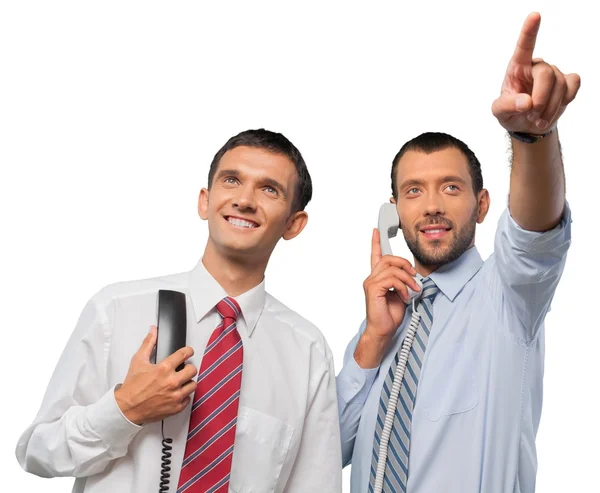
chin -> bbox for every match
[222,242,258,256]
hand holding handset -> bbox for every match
[357,204,421,370]
[113,289,192,491]
[377,203,422,302]
[115,290,193,426]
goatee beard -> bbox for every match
[404,209,477,267]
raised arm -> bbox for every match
[491,12,580,231]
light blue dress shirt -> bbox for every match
[337,204,572,493]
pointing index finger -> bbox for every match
[511,12,541,66]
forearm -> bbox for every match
[509,129,565,231]
[16,295,142,478]
[16,386,142,477]
[353,330,391,370]
[337,386,366,467]
[337,351,378,466]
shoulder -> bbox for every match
[262,292,333,363]
[90,270,190,312]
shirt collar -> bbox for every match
[426,245,483,302]
[188,259,266,337]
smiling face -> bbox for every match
[198,145,308,265]
[393,147,490,271]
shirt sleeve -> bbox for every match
[282,349,342,492]
[336,319,379,467]
[493,201,572,342]
[15,292,143,478]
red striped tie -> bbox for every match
[177,297,243,493]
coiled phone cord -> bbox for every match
[159,419,173,493]
[373,299,421,493]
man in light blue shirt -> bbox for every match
[337,13,580,492]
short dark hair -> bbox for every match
[207,129,312,213]
[391,132,483,199]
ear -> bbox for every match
[476,189,490,223]
[198,188,209,220]
[389,196,396,204]
[282,211,309,241]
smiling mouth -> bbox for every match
[225,216,259,229]
[421,228,450,234]
[419,226,451,239]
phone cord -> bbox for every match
[373,299,421,493]
[159,419,173,493]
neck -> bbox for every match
[201,242,267,296]
[414,262,439,278]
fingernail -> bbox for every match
[527,112,539,122]
[516,96,528,111]
[536,119,549,129]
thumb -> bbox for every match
[492,93,532,118]
[139,325,158,360]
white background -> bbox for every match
[1,1,597,491]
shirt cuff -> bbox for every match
[85,384,143,448]
[504,200,572,253]
[337,354,379,406]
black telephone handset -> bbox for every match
[153,289,187,493]
[153,290,187,371]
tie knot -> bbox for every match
[419,277,439,301]
[216,296,241,321]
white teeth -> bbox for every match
[425,229,445,234]
[228,217,257,228]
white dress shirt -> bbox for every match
[16,259,342,493]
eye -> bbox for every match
[445,184,460,192]
[223,176,239,185]
[264,186,278,195]
[407,187,420,195]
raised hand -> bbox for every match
[354,228,421,369]
[492,12,581,134]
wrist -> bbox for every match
[114,384,143,425]
[354,329,392,369]
[508,125,556,144]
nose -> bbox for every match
[232,184,257,211]
[423,190,445,217]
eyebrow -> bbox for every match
[400,175,468,190]
[216,169,288,199]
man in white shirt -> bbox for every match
[16,128,342,493]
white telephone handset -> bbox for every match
[377,203,423,302]
[373,203,425,493]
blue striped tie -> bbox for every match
[369,278,439,493]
